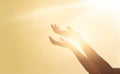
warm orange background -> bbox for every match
[0,0,120,74]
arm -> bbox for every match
[49,36,101,74]
[113,68,120,74]
[51,24,113,73]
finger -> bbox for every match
[53,24,59,31]
[51,24,56,30]
[54,24,57,28]
[49,36,69,47]
[49,36,63,46]
[51,24,58,32]
[49,36,57,45]
[55,24,60,31]
[51,24,62,34]
[51,24,70,37]
[51,25,58,34]
[51,24,55,31]
[49,36,54,44]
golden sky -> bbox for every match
[0,0,120,74]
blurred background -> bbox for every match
[0,0,120,74]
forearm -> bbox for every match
[77,35,112,72]
[113,68,120,74]
[77,34,107,61]
[68,47,100,74]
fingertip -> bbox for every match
[54,24,56,27]
[48,36,53,41]
[51,25,54,29]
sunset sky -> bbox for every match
[0,0,120,74]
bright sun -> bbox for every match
[88,0,120,10]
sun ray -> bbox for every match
[15,1,92,20]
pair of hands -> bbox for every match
[49,25,102,74]
[49,24,79,48]
[49,25,120,74]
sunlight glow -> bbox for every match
[16,1,92,20]
[68,39,85,55]
[66,0,120,43]
[87,0,120,10]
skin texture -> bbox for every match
[49,24,120,74]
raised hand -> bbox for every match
[49,36,74,49]
[51,24,79,39]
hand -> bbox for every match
[51,24,79,39]
[49,36,74,49]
